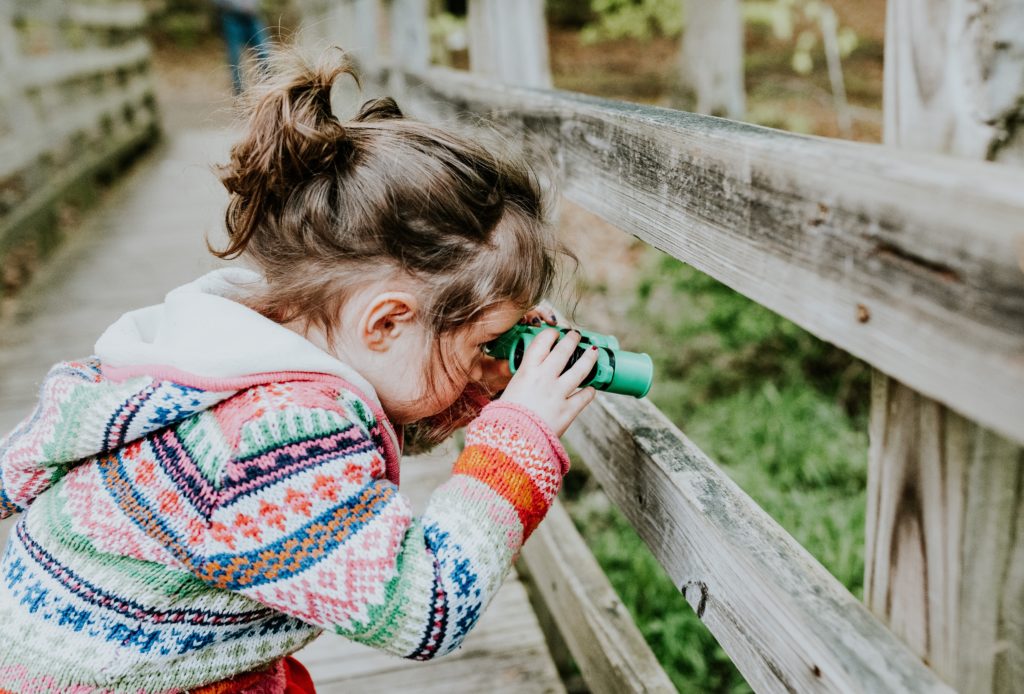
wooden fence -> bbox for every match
[0,0,157,295]
[312,2,1023,692]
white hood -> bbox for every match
[94,267,380,406]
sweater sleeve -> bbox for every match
[198,398,569,660]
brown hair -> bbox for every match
[212,48,569,448]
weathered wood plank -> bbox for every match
[370,65,1024,445]
[388,0,429,73]
[0,77,155,182]
[19,40,151,90]
[519,499,675,693]
[865,3,1024,692]
[563,393,954,693]
[314,643,562,694]
[0,89,157,252]
[865,378,1024,692]
[67,2,147,30]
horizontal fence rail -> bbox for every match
[566,393,954,693]
[369,65,1024,446]
[0,1,157,262]
[519,499,677,693]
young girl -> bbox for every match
[0,50,598,693]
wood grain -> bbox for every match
[865,3,1024,692]
[369,64,1024,445]
[563,393,953,693]
[866,376,1024,692]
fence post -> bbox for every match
[676,0,745,118]
[466,0,551,88]
[352,0,380,67]
[866,1,1024,691]
[315,0,380,68]
[0,3,39,146]
[389,0,429,73]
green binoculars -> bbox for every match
[485,325,653,398]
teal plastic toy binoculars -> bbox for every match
[485,325,653,398]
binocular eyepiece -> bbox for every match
[485,325,653,398]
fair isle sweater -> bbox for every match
[0,269,569,693]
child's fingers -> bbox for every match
[518,328,561,369]
[558,344,599,392]
[540,330,582,376]
[564,386,598,422]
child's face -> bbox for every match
[384,302,523,424]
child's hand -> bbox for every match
[521,302,559,327]
[499,329,598,437]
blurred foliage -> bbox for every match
[428,11,468,66]
[746,1,859,75]
[547,0,595,28]
[571,0,859,78]
[579,0,683,43]
[147,0,213,47]
[566,250,870,691]
[632,253,870,422]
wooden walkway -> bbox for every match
[0,131,565,693]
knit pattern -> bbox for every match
[0,359,569,693]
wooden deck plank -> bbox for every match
[314,644,563,694]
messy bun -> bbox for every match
[215,50,359,260]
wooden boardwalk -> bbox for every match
[0,131,564,693]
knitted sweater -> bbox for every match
[0,269,569,693]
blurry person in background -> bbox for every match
[213,0,272,95]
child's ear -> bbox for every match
[360,291,419,352]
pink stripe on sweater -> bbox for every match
[100,364,402,486]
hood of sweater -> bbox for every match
[0,268,401,518]
[94,267,380,396]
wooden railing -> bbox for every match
[301,2,1023,692]
[0,0,157,291]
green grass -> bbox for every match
[565,250,870,692]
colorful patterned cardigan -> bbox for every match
[0,272,570,693]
